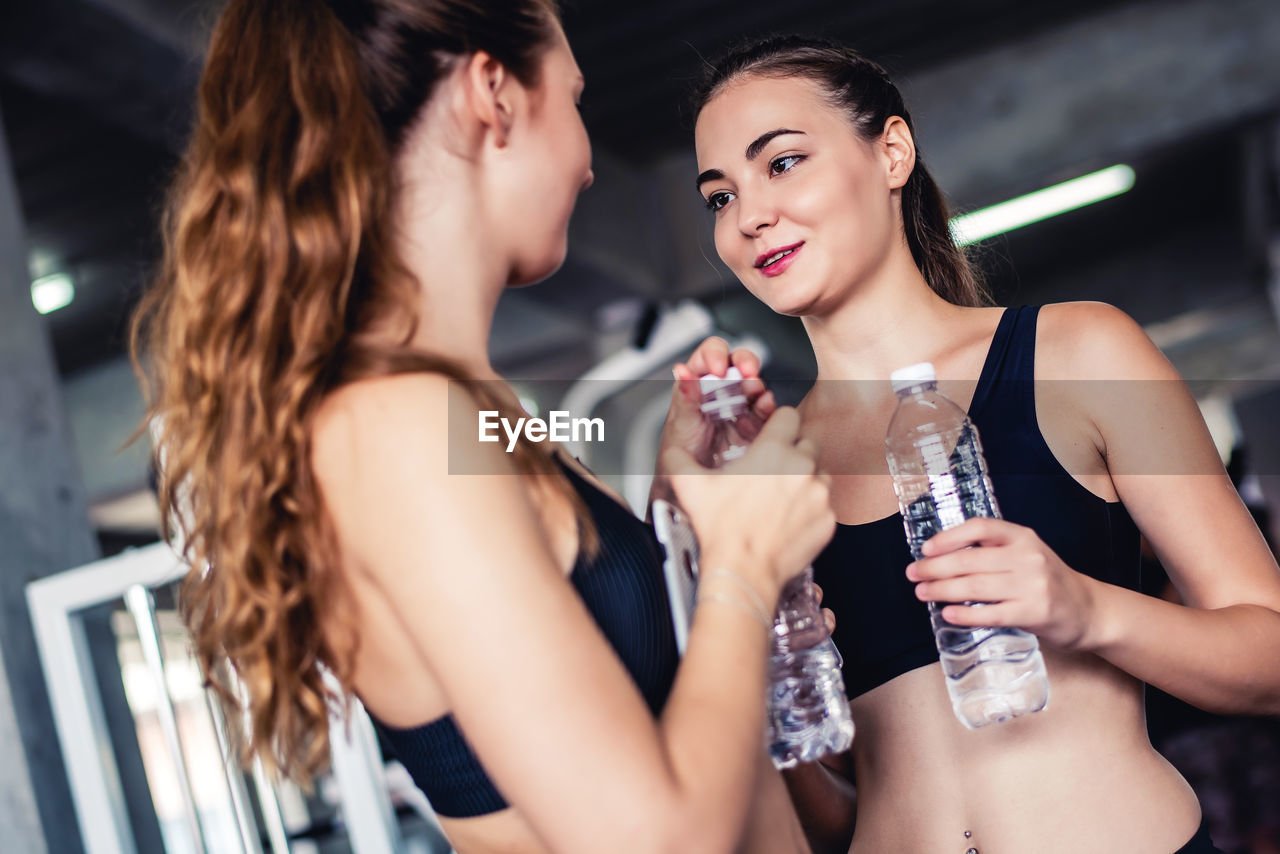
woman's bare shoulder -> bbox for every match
[309,373,512,528]
[311,372,466,473]
[1036,301,1178,382]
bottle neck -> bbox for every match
[698,383,760,468]
[894,379,937,399]
[701,387,751,422]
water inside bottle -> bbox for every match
[891,409,1049,728]
[766,571,854,766]
[768,639,856,767]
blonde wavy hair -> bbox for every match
[131,0,590,782]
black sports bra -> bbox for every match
[370,460,679,817]
[812,306,1142,697]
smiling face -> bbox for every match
[695,74,909,316]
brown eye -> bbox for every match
[769,155,804,175]
[705,191,734,213]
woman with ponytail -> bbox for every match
[133,3,835,852]
[677,35,1280,854]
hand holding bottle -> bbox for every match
[885,362,1051,727]
[660,406,835,598]
[668,367,853,767]
[907,516,1101,652]
[657,337,776,476]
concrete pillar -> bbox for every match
[0,98,93,854]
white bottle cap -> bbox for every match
[698,365,744,395]
[890,361,936,393]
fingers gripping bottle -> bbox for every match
[884,362,1050,728]
[699,368,855,767]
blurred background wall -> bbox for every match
[2,0,1280,852]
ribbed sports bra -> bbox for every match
[370,460,679,818]
[812,305,1142,698]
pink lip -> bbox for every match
[755,242,803,277]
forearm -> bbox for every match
[739,753,813,854]
[657,556,775,850]
[781,759,857,854]
[1083,579,1280,715]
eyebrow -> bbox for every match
[695,128,807,190]
[746,128,804,160]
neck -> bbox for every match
[801,244,964,382]
[394,152,506,382]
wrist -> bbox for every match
[699,545,780,605]
[1076,575,1121,653]
[697,567,777,633]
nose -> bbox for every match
[736,190,777,236]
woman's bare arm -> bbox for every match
[313,373,835,854]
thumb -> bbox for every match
[659,444,704,477]
[754,405,801,445]
[672,363,702,399]
[664,367,711,451]
[668,369,702,416]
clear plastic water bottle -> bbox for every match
[884,362,1049,728]
[699,368,855,767]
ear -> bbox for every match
[461,51,519,148]
[881,116,916,190]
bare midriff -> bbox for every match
[847,648,1200,854]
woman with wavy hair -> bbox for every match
[132,3,836,852]
[682,34,1280,854]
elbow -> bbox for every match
[1256,628,1280,716]
[1245,689,1280,718]
[1194,688,1280,719]
[1259,678,1280,718]
[1225,656,1280,717]
[1210,604,1280,716]
[1204,677,1280,718]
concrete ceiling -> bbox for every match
[10,0,1280,377]
[3,0,1280,526]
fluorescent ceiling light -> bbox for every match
[31,272,76,314]
[949,164,1136,246]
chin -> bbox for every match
[509,244,569,287]
[768,301,818,318]
[749,283,822,319]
